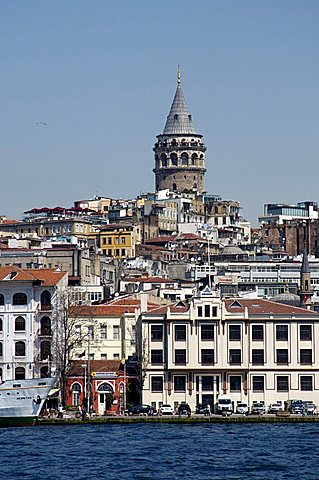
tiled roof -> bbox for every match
[68,360,123,376]
[69,298,159,317]
[0,266,67,286]
[163,82,196,135]
[148,303,189,314]
[224,298,318,316]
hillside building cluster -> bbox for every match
[1,69,319,414]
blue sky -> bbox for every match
[1,0,319,224]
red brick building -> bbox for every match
[66,360,130,415]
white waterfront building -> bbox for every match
[0,266,68,381]
[138,287,319,412]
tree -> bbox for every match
[52,288,97,405]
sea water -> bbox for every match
[1,423,318,479]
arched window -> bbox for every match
[0,318,2,332]
[97,382,113,393]
[40,317,51,336]
[15,341,26,357]
[40,341,51,361]
[170,153,178,166]
[40,290,51,310]
[181,153,188,166]
[160,154,167,167]
[0,294,4,306]
[15,316,25,332]
[15,367,25,380]
[192,153,198,165]
[13,293,27,306]
[172,183,177,192]
[305,280,309,291]
[40,366,49,378]
[72,383,81,406]
[0,342,2,357]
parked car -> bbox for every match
[128,405,154,416]
[178,402,191,417]
[285,399,304,414]
[159,404,174,415]
[303,401,317,415]
[216,395,233,414]
[250,403,266,415]
[195,404,211,415]
[268,403,283,414]
[236,403,249,415]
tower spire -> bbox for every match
[177,65,181,85]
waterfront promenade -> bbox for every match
[38,413,319,425]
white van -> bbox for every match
[216,395,233,414]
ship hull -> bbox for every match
[0,377,56,427]
[0,416,37,427]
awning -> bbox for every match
[48,388,60,398]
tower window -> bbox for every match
[174,114,179,120]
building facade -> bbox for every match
[139,289,319,412]
[0,266,68,381]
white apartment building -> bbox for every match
[0,266,68,381]
[139,287,319,412]
[192,259,319,302]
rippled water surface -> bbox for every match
[1,423,319,479]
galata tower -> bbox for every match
[153,66,206,193]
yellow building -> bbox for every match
[98,224,141,259]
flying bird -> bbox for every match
[35,122,47,126]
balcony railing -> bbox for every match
[40,304,52,311]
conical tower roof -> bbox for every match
[162,67,196,135]
[301,247,310,274]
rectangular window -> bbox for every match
[276,349,288,364]
[252,376,264,392]
[300,376,313,391]
[174,349,186,365]
[201,324,214,340]
[202,376,214,391]
[87,325,94,340]
[108,237,112,245]
[174,375,186,392]
[197,306,203,317]
[113,325,120,340]
[175,325,186,341]
[252,349,264,365]
[115,249,120,256]
[151,376,163,392]
[201,349,214,365]
[121,237,126,244]
[229,376,241,392]
[212,306,217,317]
[115,238,119,244]
[151,349,163,365]
[276,325,288,341]
[277,376,289,392]
[300,349,312,365]
[300,325,312,341]
[229,349,241,365]
[121,249,125,256]
[113,353,119,360]
[229,325,241,341]
[108,249,112,256]
[252,325,264,341]
[100,325,107,340]
[101,353,107,360]
[204,305,210,317]
[151,325,163,341]
[75,325,81,340]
